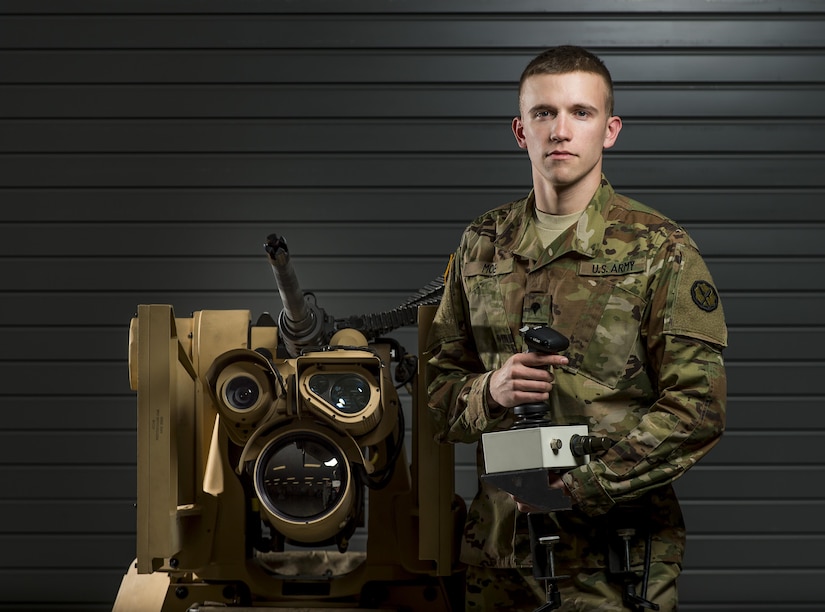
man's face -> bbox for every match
[512,71,621,192]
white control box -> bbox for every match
[482,424,590,474]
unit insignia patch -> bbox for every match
[691,280,719,312]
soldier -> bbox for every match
[425,45,727,611]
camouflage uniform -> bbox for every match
[426,177,727,608]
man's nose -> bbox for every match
[551,115,571,142]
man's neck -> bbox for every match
[533,172,601,216]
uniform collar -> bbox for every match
[496,176,613,266]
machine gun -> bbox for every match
[113,234,464,611]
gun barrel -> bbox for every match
[264,233,331,356]
[265,234,310,329]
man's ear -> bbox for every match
[512,116,528,149]
[603,115,623,150]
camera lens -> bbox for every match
[256,434,348,520]
[224,375,260,410]
[329,375,370,414]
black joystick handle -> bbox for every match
[512,326,569,428]
[523,326,570,355]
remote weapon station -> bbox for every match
[113,234,464,611]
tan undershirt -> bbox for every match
[533,207,584,249]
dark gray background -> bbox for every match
[1,1,823,609]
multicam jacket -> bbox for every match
[426,177,727,570]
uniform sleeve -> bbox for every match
[564,232,728,516]
[425,248,509,444]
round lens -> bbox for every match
[329,375,370,414]
[224,375,260,410]
[308,374,330,396]
[257,435,347,520]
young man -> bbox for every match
[426,46,727,610]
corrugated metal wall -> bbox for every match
[1,1,823,609]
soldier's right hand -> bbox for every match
[487,351,568,410]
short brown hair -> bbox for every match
[518,45,615,116]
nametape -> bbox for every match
[578,259,645,276]
[464,258,515,277]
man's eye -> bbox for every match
[535,110,551,118]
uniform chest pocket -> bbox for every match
[556,277,646,389]
[462,259,520,369]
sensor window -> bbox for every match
[308,373,371,415]
[256,435,348,520]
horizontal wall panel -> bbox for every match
[2,222,820,257]
[3,85,824,119]
[0,119,820,154]
[678,569,825,604]
[0,466,135,500]
[1,0,822,15]
[0,432,136,466]
[0,153,823,189]
[706,261,824,292]
[4,52,825,85]
[1,17,824,50]
[1,258,821,292]
[0,363,131,396]
[1,187,823,223]
[3,500,135,534]
[5,325,817,362]
[0,223,464,258]
[0,292,820,328]
[0,328,131,361]
[722,329,825,362]
[692,225,825,256]
[699,432,825,466]
[685,535,825,570]
[725,362,823,397]
[726,397,825,430]
[721,294,825,326]
[0,569,124,605]
[676,467,825,501]
[0,258,450,292]
[0,534,134,569]
[0,292,414,327]
[681,501,825,535]
[0,398,137,430]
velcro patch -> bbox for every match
[463,258,515,277]
[667,244,727,347]
[579,259,645,276]
[690,280,719,312]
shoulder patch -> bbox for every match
[690,280,719,312]
[666,244,727,347]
